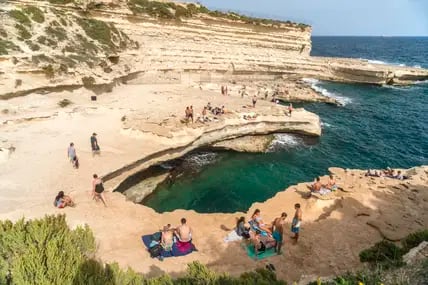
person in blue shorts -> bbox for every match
[291,203,302,242]
[272,212,287,254]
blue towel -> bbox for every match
[141,234,196,258]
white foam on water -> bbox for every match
[267,134,303,152]
[364,58,422,69]
[184,152,218,168]
[302,78,352,106]
[321,122,333,128]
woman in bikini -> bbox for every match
[251,209,272,234]
[92,174,107,207]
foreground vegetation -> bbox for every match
[0,215,426,284]
[0,215,284,285]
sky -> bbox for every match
[190,0,428,36]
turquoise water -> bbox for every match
[144,37,428,213]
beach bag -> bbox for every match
[95,183,104,194]
[149,244,162,258]
[151,232,161,242]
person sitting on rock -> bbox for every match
[175,218,192,242]
[235,216,250,239]
[311,177,322,192]
[250,209,272,234]
[54,191,74,208]
[325,174,338,191]
[161,224,174,251]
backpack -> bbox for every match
[149,244,162,258]
[151,232,161,242]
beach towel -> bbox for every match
[243,243,277,260]
[311,191,337,200]
[141,234,196,258]
[224,230,242,243]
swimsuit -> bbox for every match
[291,217,300,233]
[272,230,282,242]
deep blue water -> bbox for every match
[144,37,428,213]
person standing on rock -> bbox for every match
[189,106,194,123]
[252,95,257,108]
[67,143,76,163]
[288,103,293,117]
[291,203,302,243]
[272,212,287,254]
[90,133,100,155]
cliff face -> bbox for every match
[1,0,427,99]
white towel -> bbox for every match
[224,230,242,243]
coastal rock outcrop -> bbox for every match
[1,0,428,99]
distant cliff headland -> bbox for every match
[1,0,428,99]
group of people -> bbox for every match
[146,218,194,259]
[234,204,302,258]
[365,168,407,180]
[310,174,338,195]
[184,106,194,123]
[56,133,103,209]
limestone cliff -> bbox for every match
[1,0,428,99]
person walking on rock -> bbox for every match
[92,174,107,207]
[252,95,257,108]
[67,143,76,162]
[90,133,100,155]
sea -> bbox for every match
[144,37,428,213]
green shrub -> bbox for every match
[8,10,32,26]
[77,18,116,48]
[401,229,428,253]
[25,40,41,51]
[45,25,67,41]
[0,39,21,55]
[15,24,32,40]
[0,27,8,38]
[48,0,74,4]
[23,6,45,23]
[82,76,96,86]
[32,54,54,64]
[43,64,55,78]
[37,35,57,48]
[128,0,175,19]
[359,240,404,269]
[58,99,73,107]
[175,6,191,18]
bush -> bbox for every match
[82,76,96,87]
[23,6,45,23]
[0,39,21,55]
[45,25,68,41]
[77,18,118,48]
[401,229,428,253]
[359,240,404,269]
[15,24,32,40]
[25,40,41,51]
[8,10,32,26]
[58,99,73,107]
[43,64,55,78]
[0,215,290,285]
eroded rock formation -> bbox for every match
[1,0,427,99]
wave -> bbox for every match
[321,122,333,128]
[364,59,422,69]
[302,78,352,106]
[184,152,218,168]
[267,134,303,152]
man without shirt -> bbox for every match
[272,212,287,254]
[175,218,192,242]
